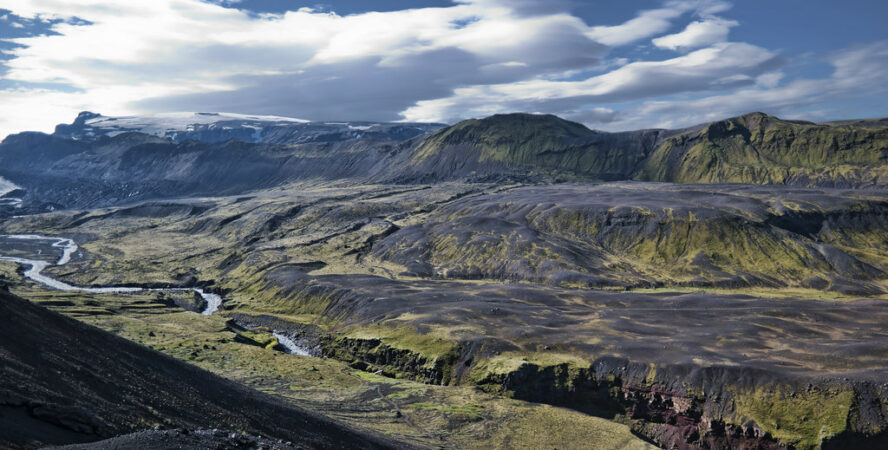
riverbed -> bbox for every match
[0,234,222,315]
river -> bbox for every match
[272,331,312,356]
[0,234,222,315]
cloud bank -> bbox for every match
[0,0,886,138]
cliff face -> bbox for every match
[225,266,888,450]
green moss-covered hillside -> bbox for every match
[636,112,888,186]
[406,112,888,188]
[407,113,655,181]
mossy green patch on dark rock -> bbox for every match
[401,111,888,188]
[637,112,888,187]
[373,182,888,290]
[403,113,658,182]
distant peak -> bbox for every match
[727,112,819,128]
[76,111,101,119]
[74,111,102,124]
[452,112,592,134]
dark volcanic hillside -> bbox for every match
[0,130,408,211]
[372,182,888,292]
[0,288,402,449]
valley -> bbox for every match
[1,111,888,449]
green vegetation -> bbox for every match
[410,113,651,179]
[4,174,888,449]
[637,112,888,186]
[732,386,856,449]
[409,112,888,188]
[1,281,652,449]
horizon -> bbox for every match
[10,108,885,142]
[1,1,887,138]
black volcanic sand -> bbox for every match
[265,269,888,378]
[0,289,407,450]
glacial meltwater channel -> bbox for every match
[272,331,312,356]
[0,234,222,315]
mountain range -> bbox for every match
[1,111,886,215]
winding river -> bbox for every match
[0,234,222,315]
[0,234,317,355]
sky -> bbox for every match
[0,1,886,138]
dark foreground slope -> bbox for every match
[0,288,404,450]
[53,429,308,450]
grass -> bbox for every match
[1,280,652,449]
[343,323,459,361]
[476,404,654,450]
[732,386,855,449]
[4,179,886,448]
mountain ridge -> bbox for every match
[2,110,888,214]
[52,110,447,145]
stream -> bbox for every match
[0,234,222,315]
[0,234,316,355]
[272,331,312,356]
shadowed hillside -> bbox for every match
[0,288,403,449]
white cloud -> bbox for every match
[652,18,738,50]
[0,0,609,137]
[585,0,732,47]
[586,6,685,46]
[401,42,779,123]
[401,40,888,131]
[0,0,884,139]
[592,41,888,130]
[0,88,96,137]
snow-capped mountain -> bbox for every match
[54,111,446,144]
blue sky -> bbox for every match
[0,0,886,138]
